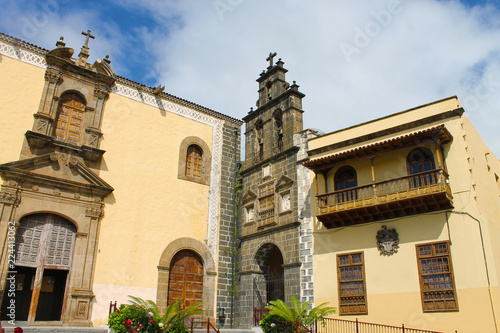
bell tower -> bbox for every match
[237,53,308,327]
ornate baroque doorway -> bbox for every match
[167,250,204,308]
[1,213,76,322]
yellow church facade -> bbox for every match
[305,96,500,332]
[0,32,241,328]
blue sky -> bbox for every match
[1,0,500,156]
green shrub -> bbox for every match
[108,296,200,333]
[260,314,294,333]
[108,304,151,333]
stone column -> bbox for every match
[32,69,62,136]
[66,204,102,326]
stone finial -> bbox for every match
[56,36,66,48]
[153,85,165,95]
[103,55,111,64]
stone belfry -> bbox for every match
[236,53,310,327]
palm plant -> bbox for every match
[265,296,336,327]
[127,296,203,332]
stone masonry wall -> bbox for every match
[216,122,241,327]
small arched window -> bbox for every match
[407,148,435,174]
[334,166,357,203]
[54,92,86,145]
[186,145,203,179]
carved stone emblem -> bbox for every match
[376,225,399,256]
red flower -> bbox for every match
[14,328,23,333]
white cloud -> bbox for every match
[2,0,500,155]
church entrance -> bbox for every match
[1,213,76,322]
[167,250,204,308]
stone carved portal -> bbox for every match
[1,214,76,321]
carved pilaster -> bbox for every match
[93,86,109,100]
[32,112,54,136]
[44,71,63,84]
[0,192,20,207]
[85,127,102,148]
[85,206,103,218]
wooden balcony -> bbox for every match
[316,169,453,228]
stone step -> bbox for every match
[0,323,260,333]
[193,328,258,333]
[0,322,108,333]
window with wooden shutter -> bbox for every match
[186,145,203,179]
[416,241,458,312]
[337,252,367,315]
[54,93,86,145]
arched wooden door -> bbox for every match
[1,213,76,322]
[167,250,204,308]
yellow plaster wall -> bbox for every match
[313,212,495,332]
[0,56,45,163]
[94,92,214,289]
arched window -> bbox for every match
[334,166,357,203]
[407,147,435,174]
[407,147,436,187]
[186,145,202,179]
[54,92,86,145]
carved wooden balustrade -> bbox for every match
[316,169,453,228]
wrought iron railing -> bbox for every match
[317,169,450,215]
[188,317,220,333]
[109,300,118,314]
[316,317,448,333]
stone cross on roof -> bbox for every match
[266,52,277,67]
[81,30,95,49]
[76,30,95,67]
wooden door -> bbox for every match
[7,213,76,322]
[54,93,85,145]
[167,250,203,308]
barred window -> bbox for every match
[337,252,367,315]
[416,241,458,312]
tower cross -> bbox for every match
[266,52,277,67]
[81,30,95,48]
